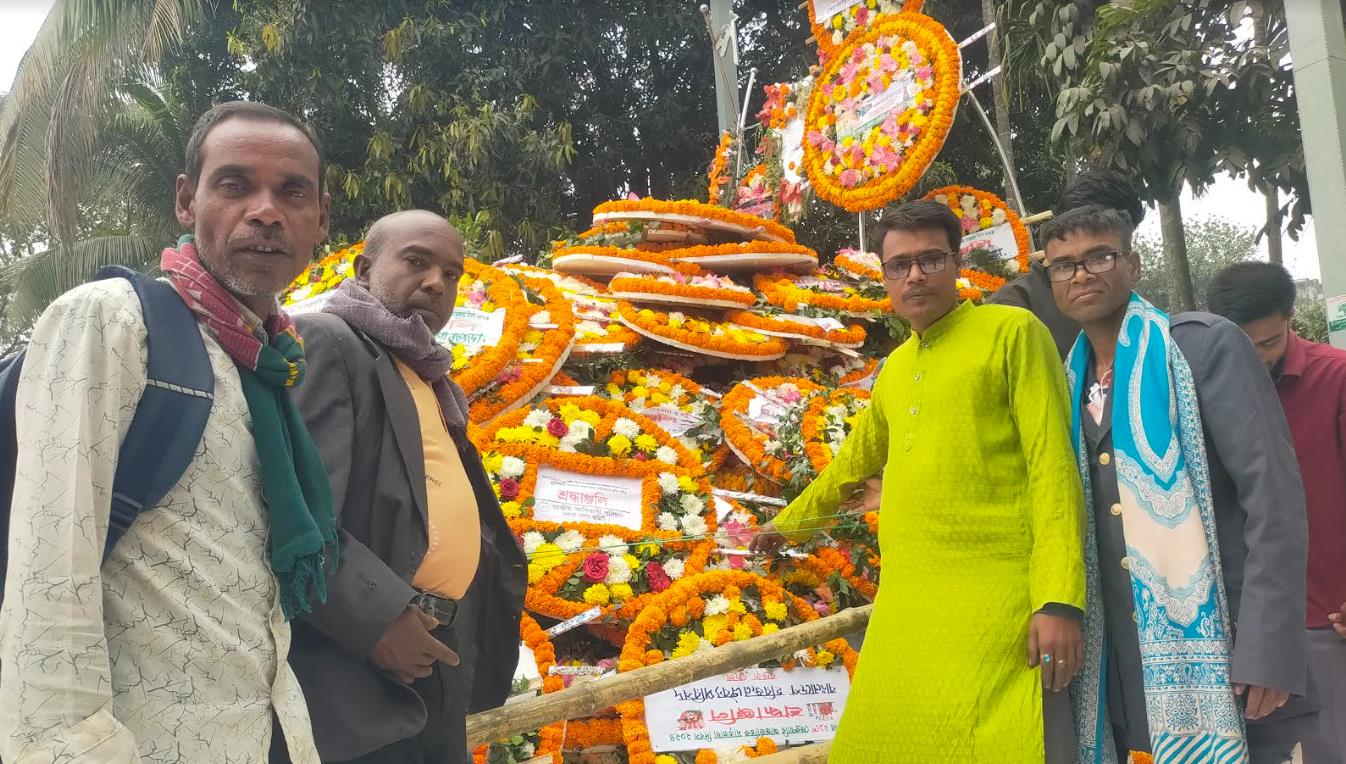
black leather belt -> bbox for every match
[410,590,459,629]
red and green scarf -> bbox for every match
[161,235,338,620]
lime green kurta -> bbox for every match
[773,301,1085,763]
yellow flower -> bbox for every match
[527,564,544,584]
[583,584,611,605]
[611,583,634,601]
[524,329,545,345]
[728,598,747,615]
[579,410,602,427]
[763,599,788,622]
[631,385,650,399]
[605,383,622,397]
[637,542,660,557]
[650,392,670,405]
[677,475,698,493]
[702,614,729,641]
[623,554,641,572]
[762,623,780,635]
[559,403,584,422]
[657,755,679,764]
[634,434,659,453]
[500,501,521,519]
[815,650,836,667]
[732,623,753,641]
[607,434,633,457]
[533,543,566,571]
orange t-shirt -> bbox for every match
[395,360,481,599]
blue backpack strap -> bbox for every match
[95,266,214,560]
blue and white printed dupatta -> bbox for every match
[1067,294,1247,764]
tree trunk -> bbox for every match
[1159,193,1196,311]
[980,0,1021,212]
[1264,185,1283,264]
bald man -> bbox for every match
[285,211,525,763]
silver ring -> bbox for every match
[1042,653,1053,665]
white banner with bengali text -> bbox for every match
[436,307,505,351]
[532,466,644,530]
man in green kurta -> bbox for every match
[753,201,1087,763]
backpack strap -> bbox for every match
[95,266,214,560]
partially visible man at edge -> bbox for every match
[287,210,526,763]
[1208,261,1346,764]
[0,101,336,762]
[989,170,1147,359]
[1041,205,1315,762]
[752,201,1086,763]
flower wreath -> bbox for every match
[707,131,735,206]
[466,273,577,423]
[720,377,825,484]
[754,270,891,317]
[593,199,797,245]
[472,613,565,764]
[807,0,915,59]
[283,241,360,306]
[800,387,871,475]
[758,350,881,389]
[562,718,625,752]
[616,302,791,361]
[610,268,757,310]
[923,185,1032,273]
[833,248,882,281]
[803,12,961,211]
[735,164,775,220]
[832,247,1008,302]
[600,369,728,471]
[765,545,879,614]
[617,570,858,764]
[755,80,814,226]
[571,293,645,354]
[956,269,1009,301]
[448,258,531,396]
[502,262,608,297]
[662,241,819,270]
[552,243,679,276]
[725,310,867,348]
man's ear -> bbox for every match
[175,174,196,230]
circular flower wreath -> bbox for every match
[801,387,871,475]
[725,310,867,349]
[570,293,645,354]
[617,570,858,764]
[610,268,757,310]
[472,613,565,764]
[665,241,819,271]
[754,271,891,317]
[466,273,577,423]
[283,241,360,306]
[617,302,791,361]
[593,199,797,245]
[803,12,961,212]
[501,262,608,297]
[552,243,679,276]
[448,258,531,396]
[601,369,728,471]
[923,185,1032,273]
[807,0,918,59]
[720,377,826,484]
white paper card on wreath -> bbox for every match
[284,291,334,316]
[436,307,506,351]
[532,466,644,530]
[641,404,703,437]
[781,117,807,184]
[810,0,865,23]
[644,667,851,752]
[837,70,919,141]
[746,395,789,431]
[961,222,1020,262]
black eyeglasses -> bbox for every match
[1045,250,1127,283]
[881,251,953,280]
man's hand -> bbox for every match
[841,478,883,513]
[1027,613,1082,693]
[749,523,787,555]
[1235,684,1290,720]
[1328,601,1346,639]
[371,606,460,684]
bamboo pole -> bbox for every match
[1022,210,1054,225]
[752,741,832,764]
[466,605,874,747]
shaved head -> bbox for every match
[354,209,466,333]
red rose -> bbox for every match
[635,452,648,461]
[646,562,672,592]
[582,553,610,583]
[498,477,520,501]
[547,417,569,438]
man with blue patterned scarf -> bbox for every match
[1040,205,1318,764]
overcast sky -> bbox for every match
[0,0,1324,280]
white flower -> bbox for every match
[613,417,641,438]
[658,472,681,496]
[523,409,552,429]
[831,441,843,456]
[658,512,679,531]
[605,554,633,585]
[695,636,715,652]
[679,493,706,516]
[598,535,628,556]
[668,383,686,400]
[992,208,1007,225]
[558,434,583,453]
[663,558,685,580]
[705,594,731,616]
[519,742,536,760]
[826,404,849,419]
[656,446,680,464]
[555,530,585,553]
[499,456,526,479]
[529,311,551,326]
[680,514,708,539]
[521,531,546,555]
[832,29,844,46]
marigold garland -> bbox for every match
[830,246,1007,302]
[616,302,790,361]
[725,310,867,347]
[467,273,576,423]
[616,570,858,764]
[600,369,726,471]
[707,131,735,206]
[658,240,819,269]
[803,13,961,212]
[833,248,882,282]
[923,185,1032,273]
[570,293,645,353]
[502,262,609,297]
[720,377,825,484]
[553,243,679,276]
[283,241,361,306]
[593,199,797,245]
[807,0,905,59]
[561,718,625,751]
[800,387,871,475]
[758,350,881,388]
[754,271,891,316]
[447,258,531,397]
[610,269,757,309]
[472,613,565,764]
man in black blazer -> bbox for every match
[286,210,525,763]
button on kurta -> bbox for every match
[1121,556,1133,571]
[1110,503,1122,516]
[1099,452,1111,466]
[909,407,918,415]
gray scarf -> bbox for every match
[323,280,470,434]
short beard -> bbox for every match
[367,278,413,320]
[199,249,282,300]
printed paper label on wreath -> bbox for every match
[746,395,789,431]
[436,307,506,352]
[644,667,851,752]
[532,466,645,530]
[810,0,865,23]
[836,70,919,141]
[1327,293,1346,333]
[781,117,807,184]
[285,291,333,316]
[961,222,1020,261]
[641,405,703,437]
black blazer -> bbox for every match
[288,312,526,760]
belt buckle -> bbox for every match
[412,592,458,629]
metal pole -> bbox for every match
[701,2,740,138]
[858,213,867,252]
[735,66,758,179]
[964,89,1028,219]
[1286,0,1346,347]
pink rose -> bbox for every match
[646,562,672,592]
[582,553,610,583]
[813,600,832,617]
[547,417,568,438]
[498,477,520,501]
